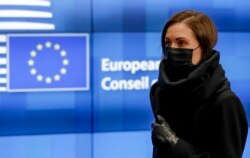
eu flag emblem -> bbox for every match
[7,34,89,92]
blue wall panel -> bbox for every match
[0,0,249,158]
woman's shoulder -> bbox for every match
[149,81,164,105]
[150,81,160,97]
[213,89,247,117]
[214,89,239,106]
[149,81,162,117]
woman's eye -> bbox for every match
[178,41,187,47]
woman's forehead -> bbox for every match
[165,23,196,41]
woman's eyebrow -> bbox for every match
[165,37,189,41]
[175,37,188,41]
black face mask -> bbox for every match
[163,47,198,81]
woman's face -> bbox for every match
[165,22,202,65]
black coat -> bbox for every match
[150,51,248,158]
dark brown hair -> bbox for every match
[161,10,217,60]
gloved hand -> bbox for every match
[151,115,179,151]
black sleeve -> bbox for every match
[152,138,211,158]
[171,139,210,158]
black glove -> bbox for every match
[151,115,178,151]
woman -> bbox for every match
[150,10,248,158]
